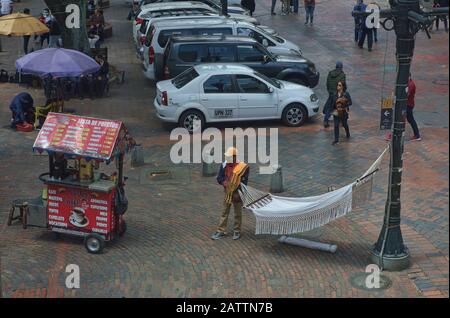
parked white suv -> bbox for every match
[154,64,320,131]
[143,19,301,80]
[133,1,259,47]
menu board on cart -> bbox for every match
[33,113,122,160]
[47,184,115,235]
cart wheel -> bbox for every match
[119,220,127,237]
[84,234,105,254]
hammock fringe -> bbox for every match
[240,146,388,235]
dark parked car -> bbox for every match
[157,35,320,87]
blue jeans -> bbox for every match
[354,22,361,42]
[333,113,350,142]
[358,27,373,50]
[292,0,299,13]
[406,107,420,138]
[305,5,315,23]
[271,0,277,13]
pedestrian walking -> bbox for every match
[406,74,421,141]
[241,0,255,16]
[211,147,249,241]
[323,61,346,128]
[352,0,366,42]
[304,0,315,25]
[39,9,51,48]
[271,0,278,15]
[48,14,62,48]
[358,19,374,51]
[23,8,31,54]
[331,81,352,145]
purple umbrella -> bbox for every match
[15,48,101,77]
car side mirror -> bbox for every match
[262,39,269,47]
[268,87,274,93]
[263,55,270,64]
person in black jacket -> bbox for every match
[94,55,109,97]
[241,0,255,16]
[331,81,352,145]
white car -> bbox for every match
[133,2,260,50]
[154,64,320,131]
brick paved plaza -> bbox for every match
[0,0,448,298]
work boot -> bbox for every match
[233,231,241,240]
[211,231,226,240]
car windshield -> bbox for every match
[254,72,281,89]
[171,67,200,89]
[255,26,284,44]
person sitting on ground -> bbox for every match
[9,92,35,129]
[94,55,109,97]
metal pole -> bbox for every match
[370,0,423,271]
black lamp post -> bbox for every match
[356,1,448,271]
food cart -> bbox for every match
[33,112,135,253]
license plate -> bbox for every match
[214,109,233,118]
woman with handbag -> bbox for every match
[331,81,352,145]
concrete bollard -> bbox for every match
[202,149,217,177]
[131,144,144,167]
[270,164,284,193]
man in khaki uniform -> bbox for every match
[211,147,249,240]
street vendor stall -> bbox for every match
[32,112,135,253]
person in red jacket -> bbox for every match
[406,74,421,141]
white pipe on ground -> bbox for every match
[278,236,338,253]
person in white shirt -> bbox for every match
[1,0,13,16]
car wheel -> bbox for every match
[286,76,307,86]
[179,110,205,133]
[84,233,105,254]
[282,103,308,127]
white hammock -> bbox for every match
[239,146,389,235]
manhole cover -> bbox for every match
[140,166,191,185]
[148,170,172,181]
[349,272,392,291]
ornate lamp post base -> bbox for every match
[370,247,410,271]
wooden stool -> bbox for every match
[7,200,28,229]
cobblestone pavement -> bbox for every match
[0,0,448,298]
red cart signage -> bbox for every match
[47,184,116,235]
[33,112,122,160]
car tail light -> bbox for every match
[163,65,170,79]
[161,91,168,106]
[148,46,155,64]
[140,35,146,45]
[135,17,143,25]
